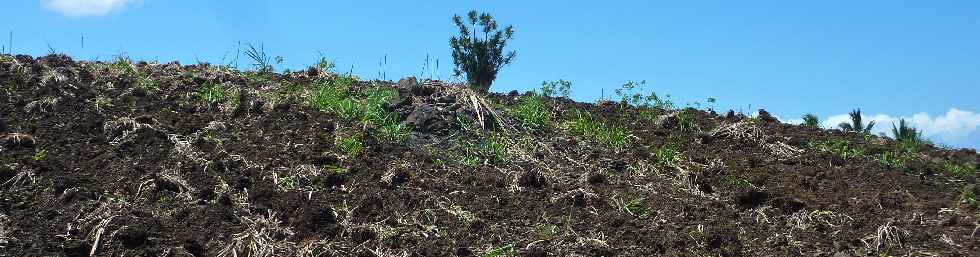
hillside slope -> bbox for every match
[1,54,978,256]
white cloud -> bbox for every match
[819,108,980,147]
[41,0,135,17]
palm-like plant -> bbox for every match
[838,109,875,134]
[891,119,921,143]
[450,10,516,93]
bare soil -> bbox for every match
[1,54,978,256]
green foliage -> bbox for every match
[196,82,227,104]
[460,132,508,165]
[802,113,819,127]
[483,244,517,257]
[277,176,299,190]
[722,175,752,188]
[891,119,922,144]
[306,76,409,143]
[540,79,571,99]
[32,149,48,162]
[624,197,652,219]
[676,109,699,132]
[654,145,681,170]
[337,133,364,158]
[508,92,550,131]
[961,186,978,205]
[809,139,865,160]
[244,43,275,73]
[315,56,335,73]
[109,55,136,75]
[136,72,157,92]
[614,80,674,110]
[874,152,907,169]
[325,164,350,175]
[376,122,411,144]
[562,110,632,150]
[944,161,977,178]
[838,109,875,135]
[450,10,516,92]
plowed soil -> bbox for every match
[1,54,978,256]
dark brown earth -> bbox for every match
[1,54,978,256]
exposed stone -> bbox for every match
[757,109,779,124]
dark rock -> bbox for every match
[115,226,149,248]
[725,110,736,119]
[518,169,547,189]
[303,207,338,232]
[183,240,205,257]
[61,239,92,257]
[508,90,519,97]
[382,94,411,111]
[585,172,606,185]
[736,190,769,209]
[770,196,806,213]
[396,76,418,91]
[306,66,320,77]
[404,105,447,134]
[757,109,779,124]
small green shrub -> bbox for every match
[305,76,409,144]
[460,132,508,165]
[508,92,550,131]
[109,55,136,75]
[277,176,299,190]
[809,139,865,159]
[32,149,48,162]
[838,109,875,135]
[135,70,157,93]
[874,152,907,169]
[196,82,227,104]
[944,161,977,178]
[802,114,819,127]
[337,133,364,158]
[562,110,632,150]
[376,121,411,144]
[483,244,517,257]
[450,10,516,92]
[676,109,699,132]
[540,80,571,99]
[891,118,923,145]
[722,175,752,188]
[654,145,681,170]
[624,197,652,219]
[614,80,673,110]
[961,186,978,205]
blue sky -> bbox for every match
[3,0,980,149]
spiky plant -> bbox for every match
[891,119,921,143]
[838,109,875,134]
[450,10,516,93]
[802,113,819,127]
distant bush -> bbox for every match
[450,10,516,93]
[540,80,571,99]
[802,114,819,127]
[838,109,875,135]
[891,119,921,143]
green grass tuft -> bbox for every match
[196,82,227,104]
[562,110,632,150]
[337,133,364,158]
[508,92,550,132]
